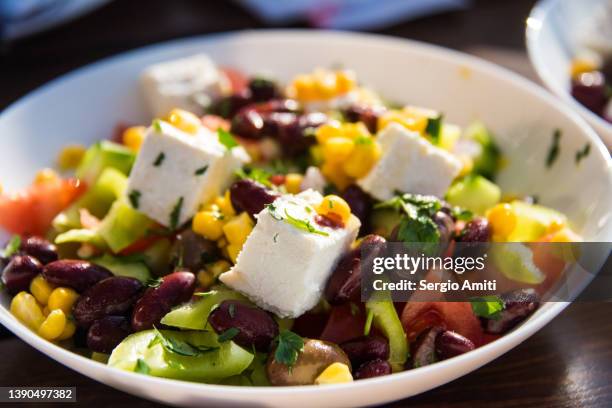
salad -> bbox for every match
[0,53,581,386]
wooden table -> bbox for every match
[1,1,611,407]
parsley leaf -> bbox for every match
[546,129,562,169]
[135,358,150,374]
[283,209,329,236]
[153,152,165,166]
[151,327,217,356]
[235,167,272,187]
[218,128,238,150]
[169,197,184,230]
[273,330,304,367]
[218,327,240,342]
[451,207,473,221]
[2,235,21,258]
[194,165,209,176]
[128,190,141,209]
[425,114,444,143]
[470,296,505,319]
[575,143,591,164]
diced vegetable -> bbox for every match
[489,243,545,284]
[98,200,153,253]
[507,201,566,242]
[365,297,408,372]
[76,141,135,185]
[55,228,105,247]
[91,254,152,283]
[446,175,501,215]
[464,122,501,180]
[108,329,254,382]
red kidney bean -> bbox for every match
[209,89,252,119]
[254,99,300,114]
[231,108,266,139]
[340,335,389,367]
[342,104,386,134]
[20,236,58,265]
[571,71,608,115]
[432,211,455,246]
[341,185,372,231]
[276,112,327,157]
[73,277,143,328]
[435,330,475,359]
[1,255,42,294]
[208,300,279,352]
[131,271,196,331]
[231,99,301,139]
[170,230,219,273]
[354,359,392,380]
[325,235,386,305]
[43,260,112,292]
[230,179,280,217]
[457,217,491,243]
[411,326,443,368]
[249,77,279,102]
[87,316,131,353]
[484,289,539,334]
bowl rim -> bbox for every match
[0,29,609,400]
[526,0,612,134]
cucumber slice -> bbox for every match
[490,243,545,284]
[161,288,248,330]
[365,297,408,372]
[508,201,567,242]
[108,329,254,383]
[92,254,151,283]
[76,141,135,186]
[446,175,501,215]
[98,199,153,253]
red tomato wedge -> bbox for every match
[0,179,85,237]
[320,303,367,344]
[119,234,162,256]
[220,67,248,93]
[401,301,484,346]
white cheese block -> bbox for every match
[141,53,231,118]
[126,120,249,228]
[219,190,360,318]
[357,123,462,200]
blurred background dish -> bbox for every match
[526,0,612,147]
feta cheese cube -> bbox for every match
[126,120,248,228]
[357,123,462,200]
[141,54,230,118]
[219,190,360,318]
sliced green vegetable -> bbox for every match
[91,254,152,283]
[464,121,501,180]
[98,199,153,253]
[76,140,135,186]
[365,296,408,372]
[446,175,501,215]
[108,329,253,382]
[489,244,545,284]
[55,229,106,247]
[2,235,21,258]
[470,295,504,319]
[507,201,567,242]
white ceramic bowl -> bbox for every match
[0,31,611,407]
[526,0,612,147]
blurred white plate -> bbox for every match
[0,30,611,407]
[526,0,612,147]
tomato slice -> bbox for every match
[0,178,85,236]
[401,301,484,346]
[220,67,248,93]
[119,234,162,256]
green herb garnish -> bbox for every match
[425,114,443,143]
[135,358,150,374]
[218,128,238,150]
[128,190,142,209]
[195,165,209,176]
[2,235,21,258]
[152,119,163,132]
[151,327,217,356]
[146,277,163,288]
[273,233,279,243]
[169,196,184,230]
[451,207,473,221]
[235,167,272,187]
[218,327,240,342]
[470,295,505,319]
[283,209,329,236]
[273,330,304,367]
[575,143,591,164]
[546,129,562,168]
[153,152,165,167]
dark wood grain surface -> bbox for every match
[1,1,611,407]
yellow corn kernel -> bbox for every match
[34,168,60,185]
[122,126,147,151]
[43,306,51,316]
[285,173,304,194]
[342,138,381,179]
[313,69,338,99]
[216,191,236,217]
[193,210,225,241]
[342,123,370,140]
[549,227,581,243]
[217,236,228,249]
[47,287,79,315]
[223,212,254,245]
[168,108,201,134]
[10,292,45,331]
[226,243,243,264]
[315,362,353,385]
[30,275,55,305]
[197,270,215,288]
[317,195,352,224]
[321,160,352,191]
[57,144,86,170]
[57,320,76,341]
[322,137,355,163]
[315,122,343,144]
[209,260,232,277]
[570,58,598,79]
[335,70,357,94]
[487,203,517,240]
[378,110,428,133]
[38,309,67,341]
[291,74,318,101]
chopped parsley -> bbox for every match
[169,196,184,230]
[218,327,240,342]
[218,128,238,150]
[451,207,473,221]
[470,296,504,319]
[2,235,21,258]
[273,233,279,243]
[151,327,217,356]
[575,143,591,164]
[153,152,165,166]
[135,358,150,374]
[283,209,329,236]
[128,190,142,209]
[194,165,209,176]
[546,129,562,168]
[146,277,163,288]
[273,330,304,367]
[425,114,444,143]
[235,167,272,187]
